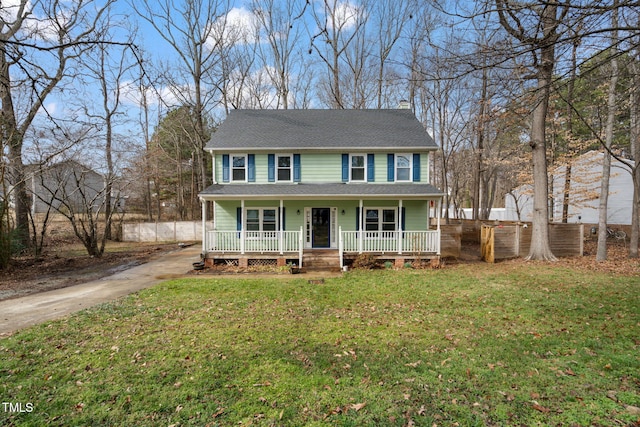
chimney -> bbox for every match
[398,100,410,110]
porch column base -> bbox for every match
[239,257,249,268]
[394,258,405,269]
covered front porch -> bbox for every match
[199,183,443,269]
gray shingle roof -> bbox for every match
[206,109,437,151]
[200,183,443,199]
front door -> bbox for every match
[312,208,331,248]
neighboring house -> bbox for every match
[25,160,124,214]
[199,109,444,269]
[505,150,634,225]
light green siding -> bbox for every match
[300,153,342,182]
[213,200,429,232]
[213,151,431,184]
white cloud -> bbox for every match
[208,7,258,48]
[0,0,30,23]
[120,80,183,109]
[327,1,362,31]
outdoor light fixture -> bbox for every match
[297,209,301,215]
[341,209,345,215]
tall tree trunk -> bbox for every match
[0,47,29,250]
[596,3,619,262]
[524,12,558,261]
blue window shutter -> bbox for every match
[222,155,230,182]
[413,153,420,182]
[355,207,360,230]
[268,154,275,182]
[387,154,394,182]
[293,154,301,182]
[236,207,242,231]
[342,154,349,182]
[248,154,256,182]
[367,154,375,182]
[401,207,406,231]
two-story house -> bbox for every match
[199,109,444,269]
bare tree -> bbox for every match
[131,0,231,212]
[596,2,620,262]
[308,0,368,108]
[0,0,117,250]
[495,0,569,261]
[78,20,137,240]
[251,0,307,109]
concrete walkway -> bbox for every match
[0,246,202,336]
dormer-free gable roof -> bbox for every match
[206,109,437,152]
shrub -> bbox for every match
[352,253,378,270]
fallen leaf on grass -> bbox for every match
[350,402,366,412]
[532,403,550,413]
[405,360,422,367]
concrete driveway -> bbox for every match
[0,246,201,337]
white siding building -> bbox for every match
[505,151,634,225]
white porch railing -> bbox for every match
[339,228,441,265]
[206,228,303,254]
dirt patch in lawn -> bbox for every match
[0,241,182,301]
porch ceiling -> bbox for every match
[199,183,444,200]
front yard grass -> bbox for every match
[1,265,639,426]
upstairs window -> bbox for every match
[277,155,292,181]
[395,154,412,182]
[350,154,365,182]
[232,155,246,181]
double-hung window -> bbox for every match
[246,208,277,232]
[232,155,247,181]
[350,154,366,182]
[277,155,292,181]
[395,154,412,182]
[365,208,396,231]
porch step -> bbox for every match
[303,250,341,270]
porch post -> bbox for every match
[339,226,344,268]
[397,199,403,254]
[201,198,207,253]
[437,198,442,255]
[240,199,245,254]
[279,199,284,254]
[358,199,363,253]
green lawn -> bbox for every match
[1,265,639,426]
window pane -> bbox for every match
[247,209,259,221]
[351,155,365,167]
[278,169,291,181]
[351,168,365,181]
[396,155,410,168]
[383,209,395,223]
[278,156,291,167]
[233,156,245,167]
[232,169,245,181]
[382,223,396,231]
[263,209,276,222]
[366,209,378,222]
[263,223,276,231]
[397,168,410,181]
[365,223,379,231]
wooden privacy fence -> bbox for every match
[481,223,584,263]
